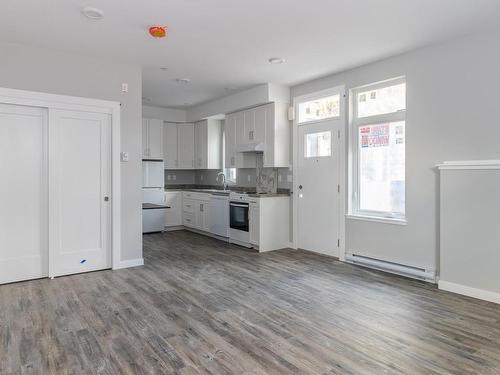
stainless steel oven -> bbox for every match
[229,201,249,232]
[229,192,251,247]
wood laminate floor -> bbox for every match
[1,230,500,374]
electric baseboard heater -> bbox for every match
[345,253,436,282]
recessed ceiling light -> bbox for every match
[268,57,286,65]
[175,78,191,84]
[160,67,168,71]
[81,7,104,20]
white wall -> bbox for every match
[186,83,290,122]
[143,105,186,122]
[0,41,143,262]
[291,27,500,272]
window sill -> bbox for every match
[346,214,407,226]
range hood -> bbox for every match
[236,142,265,153]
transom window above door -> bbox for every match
[298,94,340,124]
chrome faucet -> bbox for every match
[216,171,228,191]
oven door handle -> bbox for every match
[230,203,249,208]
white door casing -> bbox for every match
[293,86,346,259]
[0,104,48,284]
[48,109,112,277]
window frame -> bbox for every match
[349,77,407,223]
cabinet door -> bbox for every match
[253,105,267,144]
[249,203,260,245]
[243,110,255,143]
[194,121,208,169]
[177,123,195,169]
[142,119,149,158]
[163,123,178,169]
[165,192,182,226]
[200,201,211,232]
[234,111,246,147]
[225,114,236,168]
[148,119,163,160]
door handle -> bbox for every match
[104,196,109,201]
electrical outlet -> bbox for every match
[172,175,176,181]
[167,175,171,181]
[121,83,129,93]
[120,152,129,162]
[200,174,204,181]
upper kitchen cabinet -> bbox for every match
[142,118,164,160]
[228,102,290,168]
[177,123,195,169]
[194,119,222,169]
[163,122,178,168]
[262,102,290,168]
[225,112,257,168]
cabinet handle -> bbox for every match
[200,203,203,212]
[249,130,254,140]
[231,156,235,166]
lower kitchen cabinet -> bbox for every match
[249,196,289,252]
[164,191,182,227]
[182,192,211,232]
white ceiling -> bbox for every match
[1,0,500,109]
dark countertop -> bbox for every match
[142,203,170,209]
[165,184,290,198]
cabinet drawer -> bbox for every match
[183,199,195,213]
[183,212,195,227]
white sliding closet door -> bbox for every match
[49,109,112,277]
[0,104,48,284]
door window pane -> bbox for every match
[358,122,405,214]
[298,95,340,123]
[357,83,405,118]
[305,131,331,158]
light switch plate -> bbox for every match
[120,152,129,162]
[121,83,129,93]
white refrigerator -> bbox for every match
[142,161,167,233]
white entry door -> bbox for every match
[296,89,344,257]
[0,104,48,284]
[49,109,111,277]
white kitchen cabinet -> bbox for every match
[249,199,260,245]
[248,196,289,252]
[225,112,256,168]
[182,192,211,232]
[164,191,182,227]
[177,123,195,169]
[227,102,289,168]
[262,102,290,168]
[142,118,163,160]
[194,119,222,169]
[163,122,178,169]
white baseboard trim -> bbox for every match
[439,280,500,304]
[114,258,144,270]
